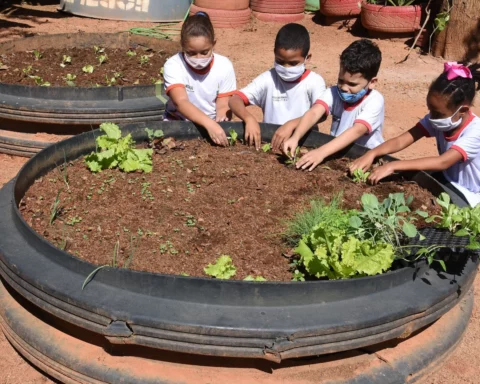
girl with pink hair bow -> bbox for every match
[350,62,480,207]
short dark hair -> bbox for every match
[274,23,310,58]
[340,39,382,81]
[181,12,215,47]
[429,63,480,108]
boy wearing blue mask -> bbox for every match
[229,23,326,150]
[283,39,384,171]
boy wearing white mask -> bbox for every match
[283,39,384,171]
[229,23,326,150]
[163,12,236,146]
[350,62,480,207]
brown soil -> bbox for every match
[0,44,177,87]
[20,139,438,281]
[0,2,479,383]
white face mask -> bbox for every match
[428,106,464,132]
[184,53,213,70]
[274,61,305,82]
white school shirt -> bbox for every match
[236,69,326,125]
[314,87,385,149]
[417,112,480,206]
[163,52,236,120]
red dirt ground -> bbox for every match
[0,2,479,383]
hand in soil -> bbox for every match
[295,148,325,171]
[349,153,375,175]
[206,123,229,147]
[368,163,396,185]
[283,137,299,158]
[272,123,295,153]
[244,118,261,150]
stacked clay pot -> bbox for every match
[190,0,251,28]
[251,0,306,22]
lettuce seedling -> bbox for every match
[126,50,137,57]
[63,74,76,87]
[29,75,50,86]
[204,255,236,279]
[22,65,33,77]
[244,275,267,281]
[82,65,94,74]
[352,168,370,183]
[98,54,108,65]
[33,50,42,60]
[140,55,150,65]
[285,147,300,165]
[60,55,71,68]
[93,46,105,54]
[145,127,164,141]
[228,129,238,146]
[262,143,272,152]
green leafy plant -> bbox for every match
[84,122,153,173]
[98,54,108,65]
[140,55,150,65]
[105,75,116,86]
[63,73,76,87]
[66,216,82,226]
[285,147,301,165]
[126,50,137,57]
[29,75,50,86]
[93,46,105,54]
[145,127,164,141]
[82,65,94,74]
[32,49,42,60]
[49,189,62,225]
[204,255,237,279]
[244,275,267,281]
[228,129,238,146]
[351,168,371,184]
[60,55,72,68]
[22,65,33,77]
[262,143,272,153]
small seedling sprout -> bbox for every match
[352,168,371,184]
[60,55,72,68]
[140,55,150,65]
[228,129,238,146]
[82,65,94,74]
[262,143,272,153]
[33,50,42,60]
[98,54,108,65]
[49,189,63,225]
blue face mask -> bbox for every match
[337,85,368,104]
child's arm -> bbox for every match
[283,103,327,157]
[272,117,301,152]
[296,122,368,171]
[369,150,463,185]
[169,87,229,146]
[349,125,426,173]
[215,96,232,122]
[229,94,261,149]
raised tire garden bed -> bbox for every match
[252,11,305,22]
[194,0,250,10]
[0,121,477,365]
[58,0,192,22]
[0,278,473,384]
[360,2,424,37]
[251,0,306,14]
[0,32,178,142]
[320,0,361,26]
[189,5,252,28]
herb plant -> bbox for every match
[84,122,153,173]
[204,255,237,279]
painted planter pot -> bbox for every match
[361,2,424,34]
[320,0,361,17]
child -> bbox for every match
[283,39,384,171]
[163,12,236,146]
[350,62,480,207]
[229,23,326,150]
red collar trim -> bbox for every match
[344,90,371,111]
[283,69,311,84]
[444,111,475,142]
[183,53,215,75]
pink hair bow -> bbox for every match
[444,62,473,81]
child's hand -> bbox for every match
[215,109,232,123]
[368,163,395,185]
[349,153,375,175]
[272,122,295,152]
[206,122,229,146]
[296,148,324,171]
[244,117,261,150]
[283,137,299,158]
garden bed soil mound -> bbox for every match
[20,140,439,281]
[0,45,178,87]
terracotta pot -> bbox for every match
[361,2,423,34]
[194,0,250,10]
[320,0,361,17]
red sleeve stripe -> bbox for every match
[217,91,236,98]
[354,119,372,134]
[451,145,468,161]
[313,99,330,116]
[165,84,185,94]
[234,91,250,106]
[415,122,431,138]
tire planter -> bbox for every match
[58,0,192,22]
[0,121,477,365]
[190,5,252,28]
[0,278,473,383]
[251,0,306,14]
[320,0,361,17]
[194,0,250,10]
[253,11,305,22]
[0,33,178,138]
[0,130,66,158]
[361,2,424,35]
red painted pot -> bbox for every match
[320,0,361,17]
[360,2,423,34]
[194,0,250,10]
